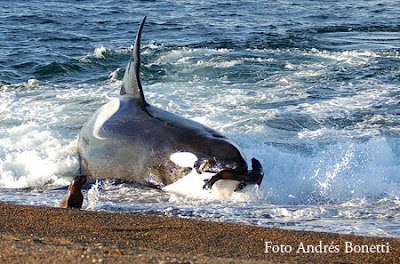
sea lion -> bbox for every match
[62,17,264,209]
[60,175,87,209]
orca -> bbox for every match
[64,17,264,208]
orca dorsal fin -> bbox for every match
[120,17,147,105]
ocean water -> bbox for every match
[2,0,400,237]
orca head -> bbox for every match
[193,136,248,175]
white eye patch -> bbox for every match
[169,152,198,168]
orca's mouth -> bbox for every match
[195,158,264,191]
[194,158,247,174]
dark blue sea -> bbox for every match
[1,0,400,237]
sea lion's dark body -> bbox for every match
[60,176,87,209]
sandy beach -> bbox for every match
[0,202,398,263]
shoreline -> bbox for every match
[0,202,399,263]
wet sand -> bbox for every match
[0,202,398,263]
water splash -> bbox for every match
[87,180,101,210]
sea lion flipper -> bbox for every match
[120,16,147,107]
[250,158,264,186]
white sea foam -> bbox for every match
[80,46,109,62]
[263,137,400,204]
[152,47,232,66]
[0,83,111,190]
[0,79,42,91]
[108,68,122,83]
[94,46,108,58]
[87,180,101,210]
[0,122,78,188]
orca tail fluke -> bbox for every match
[120,16,147,106]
